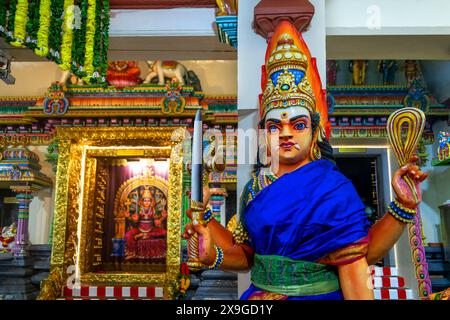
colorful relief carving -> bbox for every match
[43,82,69,115]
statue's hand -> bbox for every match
[392,155,428,209]
[185,186,211,221]
[181,221,215,266]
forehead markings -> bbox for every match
[265,106,310,121]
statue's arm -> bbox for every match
[367,213,405,265]
[338,257,374,300]
[207,219,234,249]
[182,178,255,271]
[366,156,427,265]
[184,221,254,272]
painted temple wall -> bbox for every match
[109,8,216,37]
[27,146,56,245]
[420,120,450,244]
[325,0,450,35]
[333,60,408,86]
[421,61,450,103]
[0,60,237,96]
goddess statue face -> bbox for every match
[264,106,313,169]
[142,197,152,209]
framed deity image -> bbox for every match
[41,127,185,299]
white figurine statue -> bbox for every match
[144,61,188,85]
[60,70,84,85]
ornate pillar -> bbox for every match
[0,144,52,258]
[209,187,228,226]
[10,185,35,257]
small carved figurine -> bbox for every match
[405,60,423,87]
[377,60,398,85]
[106,61,143,88]
[216,0,237,16]
[326,60,339,86]
[348,60,368,85]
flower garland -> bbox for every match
[60,0,74,70]
[82,0,96,83]
[48,0,64,64]
[9,0,28,47]
[1,0,109,83]
[92,0,101,78]
[6,0,17,41]
[100,0,109,83]
[0,0,7,36]
[71,0,87,77]
[35,0,51,56]
[25,0,40,50]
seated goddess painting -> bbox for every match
[114,175,169,262]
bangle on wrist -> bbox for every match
[393,198,417,213]
[203,208,214,225]
[388,200,415,223]
[208,245,224,270]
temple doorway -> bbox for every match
[335,156,383,225]
[0,189,17,227]
[333,146,393,265]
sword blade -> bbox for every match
[191,109,203,203]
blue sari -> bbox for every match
[239,160,370,300]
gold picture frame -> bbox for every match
[38,127,185,300]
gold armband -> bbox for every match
[227,214,249,245]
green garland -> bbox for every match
[71,0,88,77]
[6,0,18,41]
[48,0,64,64]
[0,0,109,83]
[93,0,101,70]
[100,0,109,80]
[25,0,40,49]
[0,0,7,36]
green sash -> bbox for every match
[250,254,340,296]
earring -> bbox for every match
[309,132,322,161]
[313,143,322,160]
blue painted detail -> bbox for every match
[111,238,125,257]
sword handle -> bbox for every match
[187,200,207,271]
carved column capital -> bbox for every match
[253,0,315,41]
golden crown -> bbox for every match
[141,185,152,198]
[261,32,316,120]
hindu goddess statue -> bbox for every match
[125,187,166,259]
[183,21,427,300]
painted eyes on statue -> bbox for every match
[268,124,279,133]
[266,121,308,133]
[293,122,308,131]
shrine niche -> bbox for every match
[111,164,169,266]
[39,127,185,299]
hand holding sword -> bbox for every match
[183,110,225,271]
